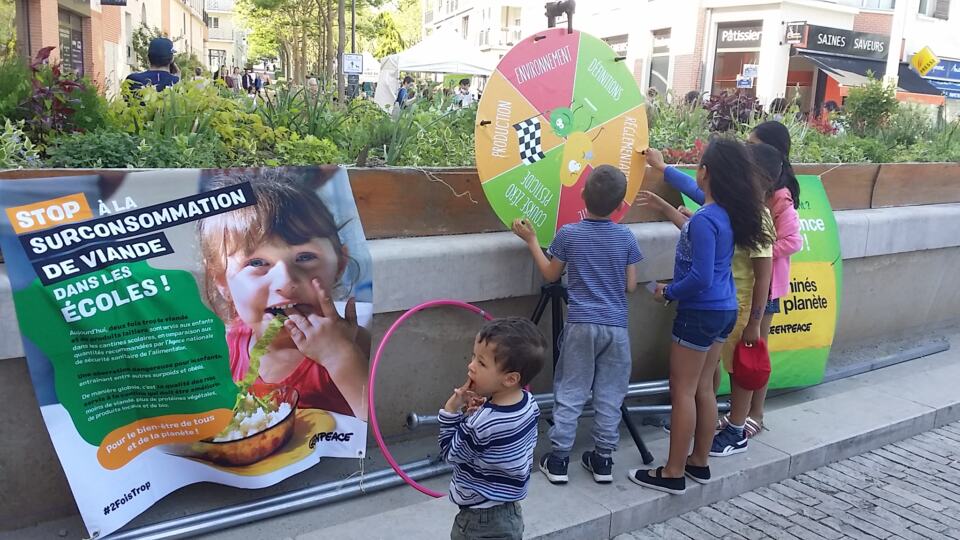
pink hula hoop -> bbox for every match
[368,299,494,498]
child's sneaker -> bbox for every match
[627,466,686,495]
[710,425,748,457]
[580,451,614,483]
[539,453,569,484]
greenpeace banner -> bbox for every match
[0,167,372,538]
[682,174,842,390]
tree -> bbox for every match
[371,12,404,58]
[1,0,16,58]
[337,0,345,101]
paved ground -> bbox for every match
[620,422,960,540]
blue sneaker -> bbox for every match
[539,453,569,484]
[710,425,748,457]
[581,450,614,483]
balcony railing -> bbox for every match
[205,0,235,12]
[207,27,235,41]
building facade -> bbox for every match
[16,0,213,95]
[421,0,958,117]
[204,0,248,73]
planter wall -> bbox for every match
[2,162,959,241]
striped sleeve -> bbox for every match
[438,394,541,505]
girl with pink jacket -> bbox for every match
[734,121,803,438]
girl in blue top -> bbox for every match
[629,138,772,495]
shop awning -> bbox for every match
[795,52,943,96]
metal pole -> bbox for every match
[107,459,450,540]
[351,0,356,54]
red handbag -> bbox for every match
[732,338,771,391]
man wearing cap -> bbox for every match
[125,37,180,92]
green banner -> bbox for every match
[681,174,842,390]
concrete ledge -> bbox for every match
[303,336,960,540]
[368,203,960,314]
[2,204,959,360]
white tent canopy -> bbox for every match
[374,30,497,110]
[390,30,497,75]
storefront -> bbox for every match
[711,21,762,98]
[786,24,944,113]
[922,57,960,119]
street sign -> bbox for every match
[742,64,759,78]
[736,76,753,89]
[911,46,940,77]
[347,73,360,85]
[343,53,363,74]
[785,21,805,45]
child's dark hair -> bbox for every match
[747,142,783,198]
[583,165,626,217]
[403,76,414,84]
[197,169,351,321]
[476,317,548,387]
[700,138,771,251]
[751,121,801,208]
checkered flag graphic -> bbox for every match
[514,118,546,165]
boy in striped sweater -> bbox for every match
[439,317,548,540]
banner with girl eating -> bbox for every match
[0,166,372,539]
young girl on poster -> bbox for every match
[198,171,369,420]
[629,139,771,495]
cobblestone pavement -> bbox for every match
[620,422,960,540]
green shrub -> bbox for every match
[0,55,30,120]
[880,103,935,147]
[275,133,341,165]
[0,119,41,169]
[45,129,139,168]
[844,75,898,136]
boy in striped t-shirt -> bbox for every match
[439,318,548,540]
[513,165,643,485]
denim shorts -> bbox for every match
[765,298,781,314]
[672,309,738,352]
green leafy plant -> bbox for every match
[844,74,898,136]
[0,119,41,169]
[275,133,340,165]
[44,128,139,168]
[0,54,31,121]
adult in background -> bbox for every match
[226,67,240,91]
[454,78,475,108]
[125,37,180,92]
[396,76,415,110]
[241,67,256,95]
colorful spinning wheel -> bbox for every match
[475,28,650,247]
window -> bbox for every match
[58,10,84,76]
[836,0,896,8]
[211,17,219,29]
[461,15,469,37]
[649,29,670,96]
[919,0,951,18]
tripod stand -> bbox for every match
[531,281,655,465]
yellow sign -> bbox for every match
[911,46,940,77]
[768,261,837,352]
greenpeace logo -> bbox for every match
[308,431,354,448]
[721,29,761,43]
